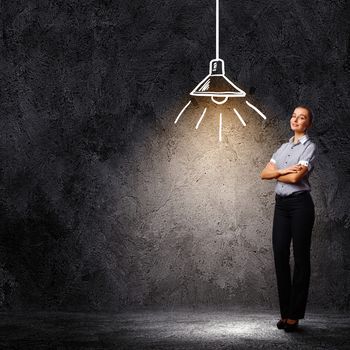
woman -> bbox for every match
[260,106,317,332]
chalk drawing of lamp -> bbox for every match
[174,0,267,141]
[190,58,246,106]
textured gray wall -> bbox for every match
[1,0,349,312]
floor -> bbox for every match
[0,307,349,349]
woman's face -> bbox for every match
[290,107,311,133]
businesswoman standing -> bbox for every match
[260,106,317,332]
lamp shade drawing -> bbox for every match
[190,58,246,105]
[174,0,267,142]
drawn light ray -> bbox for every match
[174,0,268,142]
[233,108,247,127]
[174,100,191,124]
[195,108,207,129]
[245,100,267,120]
[219,113,223,142]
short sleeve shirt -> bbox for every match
[270,134,317,196]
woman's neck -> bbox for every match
[293,131,306,144]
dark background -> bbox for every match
[1,0,349,312]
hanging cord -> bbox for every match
[216,0,220,59]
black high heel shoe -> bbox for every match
[276,319,287,329]
[284,319,299,332]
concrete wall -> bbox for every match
[1,0,349,311]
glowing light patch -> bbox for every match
[245,100,267,120]
[195,108,207,129]
[174,100,191,124]
[219,113,223,142]
[233,108,246,127]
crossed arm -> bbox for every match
[260,161,308,184]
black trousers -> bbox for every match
[272,191,315,320]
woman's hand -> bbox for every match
[278,164,302,176]
[261,161,280,180]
